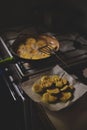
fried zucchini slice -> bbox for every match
[41,81,53,88]
[62,78,68,85]
[55,80,63,88]
[41,92,57,103]
[60,85,69,91]
[51,75,60,82]
[40,76,53,88]
[60,92,72,102]
[40,75,50,82]
[32,83,43,93]
[26,38,36,45]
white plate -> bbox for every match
[21,65,87,111]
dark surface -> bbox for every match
[0,0,87,34]
[0,73,54,130]
[0,74,25,130]
[0,1,87,129]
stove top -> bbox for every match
[0,27,87,84]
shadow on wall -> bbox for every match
[27,0,87,34]
[0,0,86,34]
[42,2,86,33]
[51,7,85,33]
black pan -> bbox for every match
[0,32,60,67]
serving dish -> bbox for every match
[21,65,87,111]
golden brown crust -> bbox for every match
[17,34,59,60]
[41,92,58,103]
[17,38,50,60]
[32,74,75,104]
[60,92,72,102]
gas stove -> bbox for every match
[1,27,87,130]
[0,28,87,85]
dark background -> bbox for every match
[0,0,87,33]
[0,1,87,130]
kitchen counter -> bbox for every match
[44,92,87,130]
[22,64,87,130]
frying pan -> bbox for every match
[0,32,60,67]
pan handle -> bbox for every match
[0,57,14,65]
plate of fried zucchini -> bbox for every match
[21,65,87,111]
[32,74,75,103]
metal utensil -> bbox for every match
[39,44,69,68]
